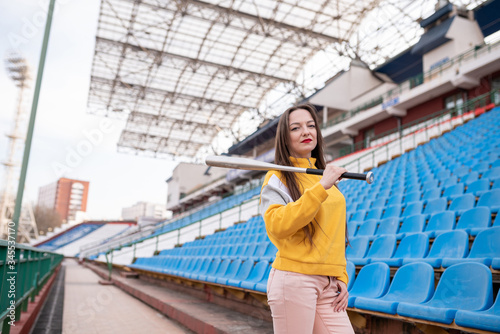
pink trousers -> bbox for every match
[267,268,354,334]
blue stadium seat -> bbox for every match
[253,263,272,293]
[249,242,269,261]
[359,235,397,265]
[442,227,500,267]
[455,207,491,235]
[441,175,458,188]
[350,210,367,222]
[403,230,469,268]
[386,195,403,206]
[436,169,452,180]
[448,194,476,215]
[239,260,270,290]
[226,260,254,287]
[179,258,204,277]
[373,217,399,237]
[476,189,500,213]
[397,263,493,324]
[423,198,447,215]
[461,171,479,185]
[204,259,233,283]
[401,201,424,218]
[356,201,371,211]
[482,166,500,182]
[259,242,278,262]
[423,211,456,238]
[455,290,500,332]
[466,179,490,197]
[346,237,370,264]
[371,198,387,208]
[421,179,440,192]
[390,185,405,197]
[186,258,212,279]
[397,214,426,239]
[382,205,402,219]
[365,208,383,220]
[354,262,434,314]
[347,221,359,238]
[452,166,471,178]
[347,262,390,307]
[374,233,428,267]
[181,257,210,278]
[422,188,442,201]
[355,220,378,239]
[442,183,464,201]
[403,191,421,204]
[346,261,356,291]
[197,258,222,281]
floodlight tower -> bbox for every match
[0,53,38,243]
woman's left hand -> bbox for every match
[332,280,349,312]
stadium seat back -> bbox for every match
[348,262,390,306]
[393,233,429,259]
[366,235,397,259]
[455,207,491,231]
[448,194,475,214]
[426,263,493,310]
[429,230,469,258]
[476,189,500,212]
[424,211,455,234]
[356,220,378,237]
[384,262,434,302]
[398,214,426,235]
[423,198,447,215]
[374,217,399,236]
[346,236,370,259]
[468,227,500,258]
[382,205,402,218]
[402,201,424,217]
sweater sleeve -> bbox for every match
[260,176,329,240]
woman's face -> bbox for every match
[288,108,317,159]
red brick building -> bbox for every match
[38,178,90,222]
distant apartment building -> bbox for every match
[121,202,168,223]
[38,178,90,222]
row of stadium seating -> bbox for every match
[348,204,497,239]
[346,261,499,331]
[130,216,499,331]
[38,223,104,251]
[148,185,261,238]
[346,227,500,268]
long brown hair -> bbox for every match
[274,103,326,246]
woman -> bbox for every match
[260,103,354,334]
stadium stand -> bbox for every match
[120,106,500,332]
[35,221,135,256]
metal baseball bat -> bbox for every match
[205,156,374,184]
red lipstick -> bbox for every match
[301,139,312,143]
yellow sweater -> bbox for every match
[259,157,348,284]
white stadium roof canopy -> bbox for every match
[87,0,487,160]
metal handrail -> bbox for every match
[0,240,63,334]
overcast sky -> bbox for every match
[0,0,179,219]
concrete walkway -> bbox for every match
[62,259,191,334]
